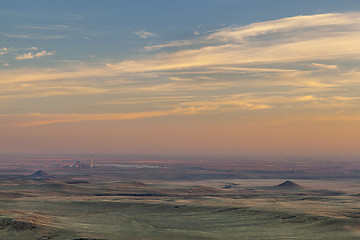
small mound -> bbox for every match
[65,180,90,184]
[24,170,54,181]
[222,183,239,189]
[0,217,36,231]
[276,180,301,188]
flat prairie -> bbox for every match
[0,155,360,239]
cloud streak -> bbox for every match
[1,12,360,128]
[0,47,8,55]
[2,12,360,82]
[311,63,339,70]
[127,13,360,75]
[2,90,359,127]
[134,30,158,39]
[146,13,360,50]
[20,24,73,31]
[1,32,66,39]
[16,50,56,60]
[206,13,360,42]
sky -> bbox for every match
[1,0,360,157]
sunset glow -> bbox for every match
[1,1,359,156]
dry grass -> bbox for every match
[0,178,359,239]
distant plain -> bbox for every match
[0,155,360,239]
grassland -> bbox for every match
[0,179,360,239]
[0,155,360,239]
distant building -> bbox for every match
[90,154,94,168]
[71,155,95,168]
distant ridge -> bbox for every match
[24,170,54,181]
[276,180,301,188]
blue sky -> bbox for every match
[2,0,360,67]
[1,1,360,156]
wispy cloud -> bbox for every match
[134,30,158,39]
[144,39,200,51]
[16,50,56,60]
[1,32,66,39]
[1,12,360,127]
[311,63,339,70]
[169,76,193,81]
[0,84,108,100]
[206,13,360,42]
[20,24,74,31]
[146,13,360,52]
[2,108,200,127]
[100,96,195,105]
[2,91,359,127]
[0,47,8,55]
[136,13,360,73]
[4,13,359,81]
[21,12,343,82]
[0,46,56,61]
[0,112,169,127]
[0,94,278,127]
[111,36,360,73]
[207,66,297,73]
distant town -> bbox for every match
[71,154,94,168]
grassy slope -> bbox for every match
[0,200,359,240]
[0,178,359,239]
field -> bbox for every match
[0,155,360,239]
